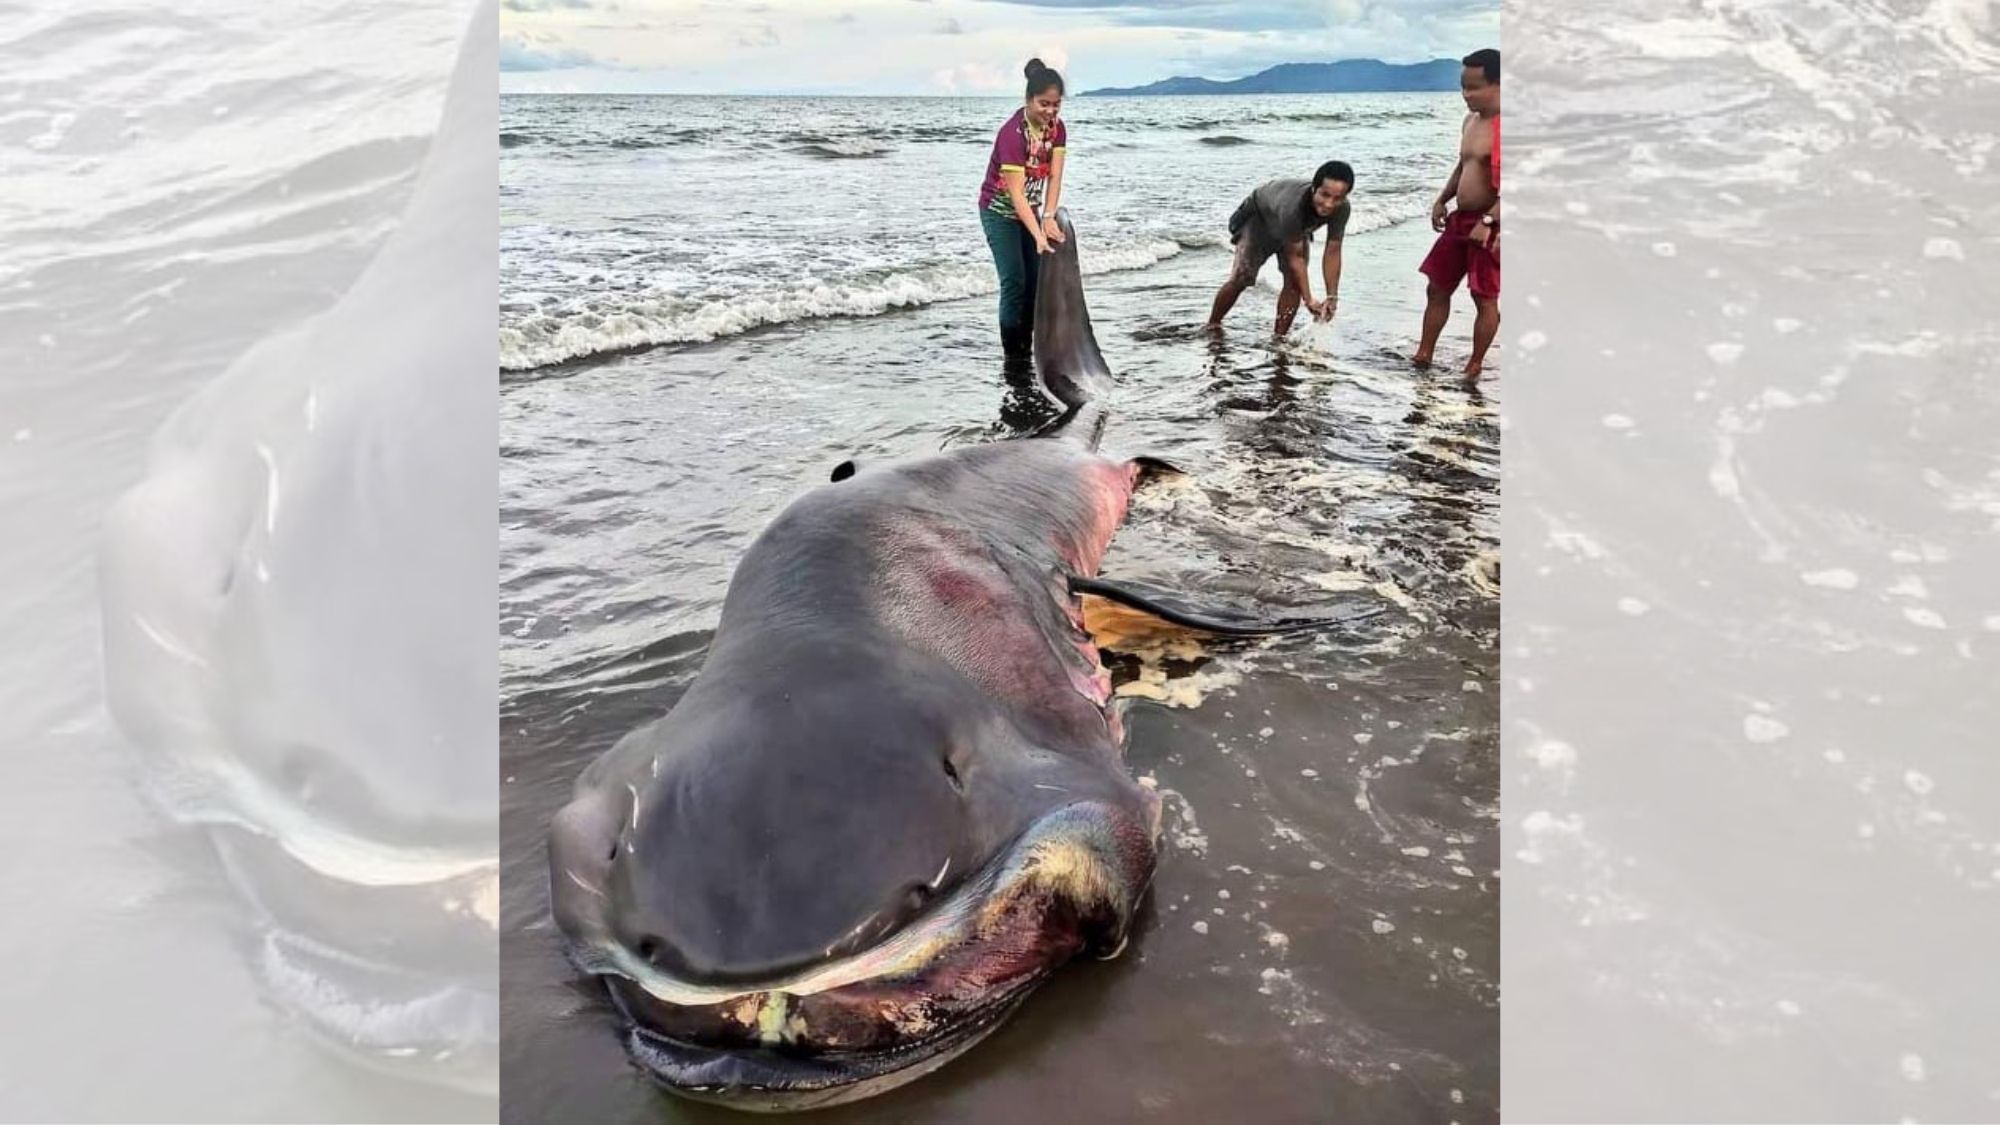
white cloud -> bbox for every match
[496,0,1495,93]
[499,32,612,70]
[932,61,1014,93]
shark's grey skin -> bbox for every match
[547,209,1340,1111]
[548,209,1191,1111]
[550,440,1163,1110]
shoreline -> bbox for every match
[500,208,1485,378]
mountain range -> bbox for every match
[1083,58,1463,97]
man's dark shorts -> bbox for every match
[1226,202,1290,289]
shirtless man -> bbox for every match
[1415,48,1500,382]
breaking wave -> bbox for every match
[499,236,1192,371]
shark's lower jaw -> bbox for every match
[207,826,500,1094]
[254,924,500,1094]
[571,800,1156,1109]
[613,975,1033,1113]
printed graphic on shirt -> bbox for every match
[983,111,1066,218]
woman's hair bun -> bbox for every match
[1024,58,1047,78]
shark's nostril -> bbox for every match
[941,757,963,792]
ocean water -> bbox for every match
[501,92,1500,1122]
[1505,0,2000,1118]
[0,0,495,1119]
[498,92,1460,370]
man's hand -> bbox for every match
[1469,222,1493,249]
[1314,297,1337,323]
[1041,214,1065,245]
[1431,200,1449,232]
[1034,232,1052,256]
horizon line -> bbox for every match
[499,56,1466,98]
[497,88,1458,97]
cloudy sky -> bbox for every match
[498,0,1498,95]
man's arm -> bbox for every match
[1432,164,1463,231]
[1282,238,1315,305]
[1470,195,1502,248]
[1432,118,1470,229]
[1319,237,1343,319]
[1437,161,1465,206]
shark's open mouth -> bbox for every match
[192,815,500,1093]
[564,800,1156,1111]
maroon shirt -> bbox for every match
[978,107,1067,217]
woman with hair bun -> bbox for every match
[977,58,1068,360]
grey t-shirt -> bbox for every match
[1237,177,1351,248]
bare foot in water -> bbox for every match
[1412,349,1434,368]
[1461,360,1482,384]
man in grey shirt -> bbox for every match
[1205,160,1353,335]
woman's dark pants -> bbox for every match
[980,208,1040,360]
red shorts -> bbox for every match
[1420,210,1499,299]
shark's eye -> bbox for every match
[941,757,963,792]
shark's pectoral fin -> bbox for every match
[1129,455,1186,483]
[1070,575,1363,639]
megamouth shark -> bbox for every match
[549,210,1330,1111]
[96,2,498,1094]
